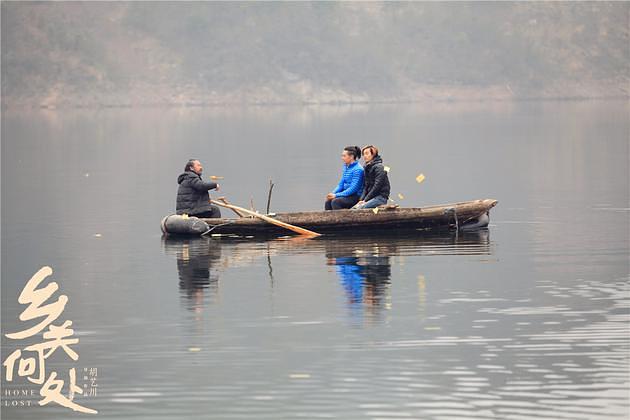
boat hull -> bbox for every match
[162,199,498,237]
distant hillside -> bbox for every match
[2,2,628,107]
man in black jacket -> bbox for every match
[176,159,221,218]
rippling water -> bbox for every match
[2,101,628,419]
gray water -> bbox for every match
[2,101,629,419]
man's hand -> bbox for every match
[356,200,365,206]
[326,193,336,200]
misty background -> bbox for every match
[2,1,629,108]
[2,3,630,419]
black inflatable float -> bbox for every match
[161,214,210,236]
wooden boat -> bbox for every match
[161,199,498,237]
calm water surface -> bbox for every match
[2,101,629,419]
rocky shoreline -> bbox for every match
[3,81,627,109]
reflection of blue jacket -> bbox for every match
[335,257,364,303]
[333,161,364,197]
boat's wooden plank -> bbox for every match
[200,199,497,234]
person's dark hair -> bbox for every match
[362,145,379,157]
[184,159,198,172]
[343,146,361,160]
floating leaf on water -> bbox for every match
[289,373,311,379]
[372,207,379,214]
[384,166,391,173]
[398,193,405,200]
[416,173,426,183]
[93,233,102,238]
[188,347,201,352]
[210,175,224,180]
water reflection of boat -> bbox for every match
[319,231,492,325]
[161,230,492,316]
[161,199,498,236]
[282,229,493,256]
[162,237,222,309]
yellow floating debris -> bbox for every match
[210,176,224,180]
[188,347,201,352]
[182,214,189,219]
[398,193,405,200]
[424,326,441,331]
[93,233,102,238]
[416,173,426,184]
[289,373,311,379]
[384,166,391,173]
[372,207,379,214]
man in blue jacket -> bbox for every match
[176,159,221,218]
[325,146,365,210]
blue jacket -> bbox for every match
[333,161,364,197]
[336,258,364,303]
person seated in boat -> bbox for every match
[325,146,364,210]
[176,159,222,218]
[352,145,391,210]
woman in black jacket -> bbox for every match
[353,145,390,210]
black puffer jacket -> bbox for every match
[360,155,390,202]
[176,171,218,215]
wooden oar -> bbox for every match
[210,199,321,238]
[216,197,246,217]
